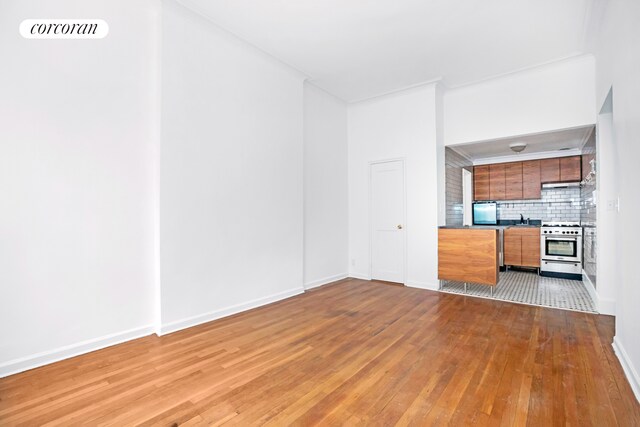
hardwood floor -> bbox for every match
[1,278,638,425]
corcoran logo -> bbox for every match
[19,19,108,39]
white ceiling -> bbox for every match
[181,0,594,102]
[450,125,595,163]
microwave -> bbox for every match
[473,202,497,225]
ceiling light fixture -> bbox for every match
[509,142,527,153]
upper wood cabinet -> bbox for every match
[489,164,506,200]
[505,162,523,200]
[540,156,581,183]
[473,155,581,201]
[540,158,560,183]
[473,165,490,200]
[560,156,582,182]
[522,160,541,199]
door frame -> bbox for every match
[462,168,473,226]
[368,158,407,285]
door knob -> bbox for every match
[397,224,403,229]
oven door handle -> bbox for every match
[544,237,578,241]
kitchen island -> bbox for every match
[438,227,500,288]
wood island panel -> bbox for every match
[438,228,499,286]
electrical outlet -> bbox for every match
[606,199,616,212]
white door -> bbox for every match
[462,168,473,226]
[370,160,405,283]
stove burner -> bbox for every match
[541,221,581,227]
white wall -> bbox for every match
[444,55,597,145]
[348,84,440,289]
[0,0,159,375]
[594,108,617,315]
[303,83,348,289]
[159,0,305,333]
[593,0,640,401]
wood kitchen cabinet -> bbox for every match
[489,164,506,200]
[560,156,582,182]
[522,160,541,199]
[540,158,560,183]
[474,165,490,200]
[473,155,581,202]
[541,156,581,183]
[505,162,523,200]
[504,232,521,266]
[504,228,540,268]
[521,233,540,267]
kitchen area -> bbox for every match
[438,126,598,312]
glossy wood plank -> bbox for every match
[504,231,521,266]
[505,228,540,268]
[505,162,523,200]
[438,228,499,285]
[489,163,506,200]
[1,280,639,426]
[540,158,560,183]
[521,232,541,267]
[522,160,541,199]
[474,165,490,200]
[560,155,582,182]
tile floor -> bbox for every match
[440,270,597,313]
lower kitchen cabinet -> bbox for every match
[504,228,540,268]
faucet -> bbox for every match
[520,214,524,224]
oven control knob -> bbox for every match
[562,231,566,234]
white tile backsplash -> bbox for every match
[496,187,581,222]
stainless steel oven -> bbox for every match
[540,221,583,279]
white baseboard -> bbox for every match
[304,273,348,290]
[159,287,305,336]
[0,325,154,379]
[582,270,600,311]
[406,280,439,291]
[582,269,615,315]
[612,336,640,403]
[348,273,371,281]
